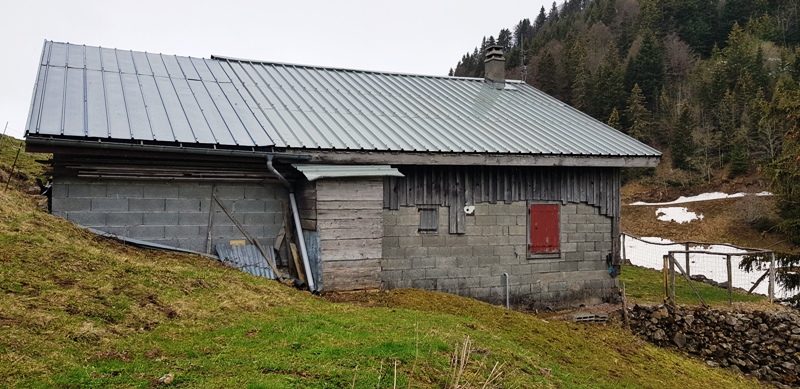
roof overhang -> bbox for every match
[280,149,661,168]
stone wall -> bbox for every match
[51,177,286,253]
[381,201,618,309]
[631,304,800,387]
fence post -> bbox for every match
[669,254,676,304]
[770,252,776,303]
[726,254,733,306]
[684,243,690,277]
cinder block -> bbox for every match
[435,257,456,268]
[555,261,578,272]
[481,225,505,236]
[397,236,422,248]
[382,236,400,248]
[561,222,577,233]
[107,212,143,226]
[448,267,472,278]
[177,238,206,253]
[577,241,595,252]
[142,185,179,199]
[411,278,436,290]
[429,246,472,257]
[567,214,588,224]
[396,214,419,226]
[577,205,598,215]
[165,199,202,212]
[530,262,551,273]
[233,199,265,213]
[244,186,272,200]
[467,236,490,246]
[548,280,568,291]
[91,198,128,211]
[584,251,604,261]
[425,267,449,278]
[383,213,397,226]
[577,223,595,233]
[52,197,92,212]
[66,212,106,227]
[214,186,246,200]
[595,241,612,251]
[382,258,412,270]
[561,242,577,253]
[473,204,489,216]
[127,225,165,239]
[128,198,165,212]
[421,235,445,247]
[382,247,405,259]
[508,235,526,245]
[475,215,497,226]
[384,225,417,237]
[51,183,67,198]
[561,204,577,215]
[67,183,107,198]
[143,212,178,226]
[456,256,483,268]
[243,212,275,226]
[445,234,468,246]
[578,261,598,271]
[412,257,436,268]
[585,233,605,243]
[403,268,425,280]
[480,276,503,288]
[165,225,203,238]
[405,247,428,258]
[106,184,144,199]
[436,278,461,292]
[179,212,209,226]
[178,184,213,199]
[497,215,516,226]
[472,245,494,256]
[508,225,526,236]
[566,233,586,243]
[565,251,583,261]
[595,223,612,234]
[263,200,284,213]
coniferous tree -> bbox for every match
[497,29,513,51]
[626,84,652,143]
[624,35,666,107]
[607,107,622,130]
[672,107,697,170]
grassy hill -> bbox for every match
[0,135,767,388]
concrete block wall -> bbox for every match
[52,177,287,253]
[382,201,618,309]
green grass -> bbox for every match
[0,134,49,190]
[0,151,768,388]
[620,265,767,307]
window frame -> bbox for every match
[417,205,439,234]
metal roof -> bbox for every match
[293,164,404,181]
[26,41,661,159]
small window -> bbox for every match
[418,206,439,234]
[529,204,560,256]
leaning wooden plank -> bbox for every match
[212,194,282,278]
[289,242,307,285]
[273,224,286,251]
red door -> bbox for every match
[530,204,559,253]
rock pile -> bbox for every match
[630,304,800,386]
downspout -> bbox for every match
[266,156,316,293]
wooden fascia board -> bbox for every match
[278,150,661,168]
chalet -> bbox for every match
[25,41,660,309]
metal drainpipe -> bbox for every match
[502,273,510,309]
[266,156,316,293]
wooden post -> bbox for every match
[622,282,630,330]
[726,254,733,306]
[669,254,676,304]
[684,243,690,277]
[770,252,776,303]
[212,194,282,278]
[621,234,627,265]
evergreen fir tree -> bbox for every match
[672,107,697,170]
[625,84,652,143]
[607,107,621,130]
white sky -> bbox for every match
[0,0,551,139]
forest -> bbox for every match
[452,0,800,245]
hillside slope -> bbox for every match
[0,135,765,388]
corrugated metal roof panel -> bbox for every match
[27,41,660,160]
[293,164,404,181]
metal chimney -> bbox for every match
[484,45,506,89]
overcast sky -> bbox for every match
[0,0,552,139]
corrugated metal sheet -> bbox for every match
[27,41,661,159]
[215,243,277,279]
[293,164,403,181]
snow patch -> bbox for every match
[656,207,704,224]
[631,191,773,206]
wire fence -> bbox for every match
[621,233,783,305]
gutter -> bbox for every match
[266,156,316,293]
[24,136,311,161]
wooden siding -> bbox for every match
[384,166,622,267]
[317,178,383,291]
